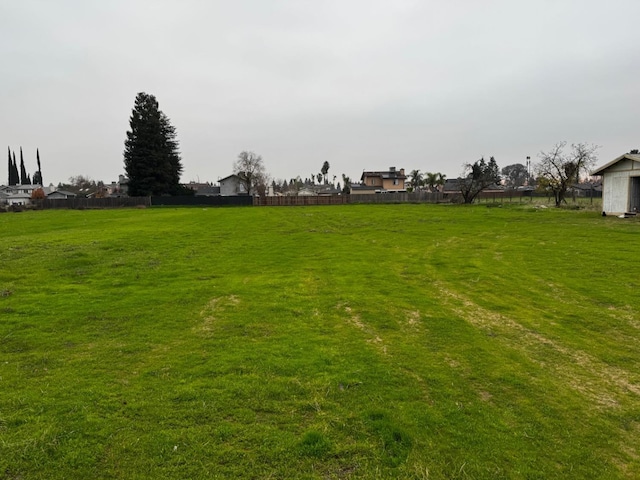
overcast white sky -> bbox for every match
[2,0,639,186]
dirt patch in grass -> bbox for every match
[405,310,421,327]
[337,304,389,356]
[434,281,639,408]
[195,296,240,335]
[479,391,493,402]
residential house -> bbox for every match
[1,191,31,206]
[107,175,129,197]
[185,182,221,196]
[0,189,11,205]
[219,174,248,196]
[571,181,602,198]
[9,184,40,197]
[354,167,407,194]
[0,184,43,206]
[592,153,640,215]
[46,189,77,200]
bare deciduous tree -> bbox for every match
[233,151,266,196]
[536,142,598,207]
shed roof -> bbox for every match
[592,154,640,175]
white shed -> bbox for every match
[592,153,640,215]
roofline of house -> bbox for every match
[592,154,640,175]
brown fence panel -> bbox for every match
[36,197,151,209]
[254,195,349,206]
[348,192,446,204]
[254,193,453,206]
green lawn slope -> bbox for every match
[0,204,638,479]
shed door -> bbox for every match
[629,177,640,212]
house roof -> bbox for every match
[3,184,41,193]
[218,174,241,183]
[360,168,406,181]
[47,190,76,197]
[592,154,640,175]
[573,181,602,191]
[194,186,220,196]
[442,179,461,192]
[6,192,31,199]
[350,184,379,192]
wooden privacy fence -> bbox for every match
[255,195,349,206]
[254,190,601,206]
[34,197,151,209]
[254,192,446,206]
[31,195,253,209]
[350,192,446,204]
[151,195,253,207]
[24,189,601,210]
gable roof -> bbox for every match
[5,191,31,199]
[360,167,406,181]
[218,174,242,183]
[592,153,640,175]
[47,190,77,197]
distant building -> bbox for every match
[592,153,640,215]
[0,189,31,206]
[185,182,221,196]
[219,174,248,196]
[0,184,43,206]
[46,189,77,200]
[352,167,407,194]
[106,175,129,197]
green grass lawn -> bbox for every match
[1,203,638,479]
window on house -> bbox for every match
[393,179,398,185]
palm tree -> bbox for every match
[425,172,447,192]
[424,172,437,192]
[408,169,423,192]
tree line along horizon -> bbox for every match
[121,91,606,207]
[8,91,621,206]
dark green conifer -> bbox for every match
[123,92,183,196]
[32,149,43,185]
[11,151,19,185]
[19,147,29,184]
[7,147,11,185]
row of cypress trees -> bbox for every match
[7,147,42,186]
[8,92,182,195]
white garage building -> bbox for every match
[592,153,640,215]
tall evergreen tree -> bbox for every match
[7,148,19,185]
[124,92,183,196]
[7,147,11,185]
[32,148,43,185]
[19,147,29,184]
[11,152,19,185]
